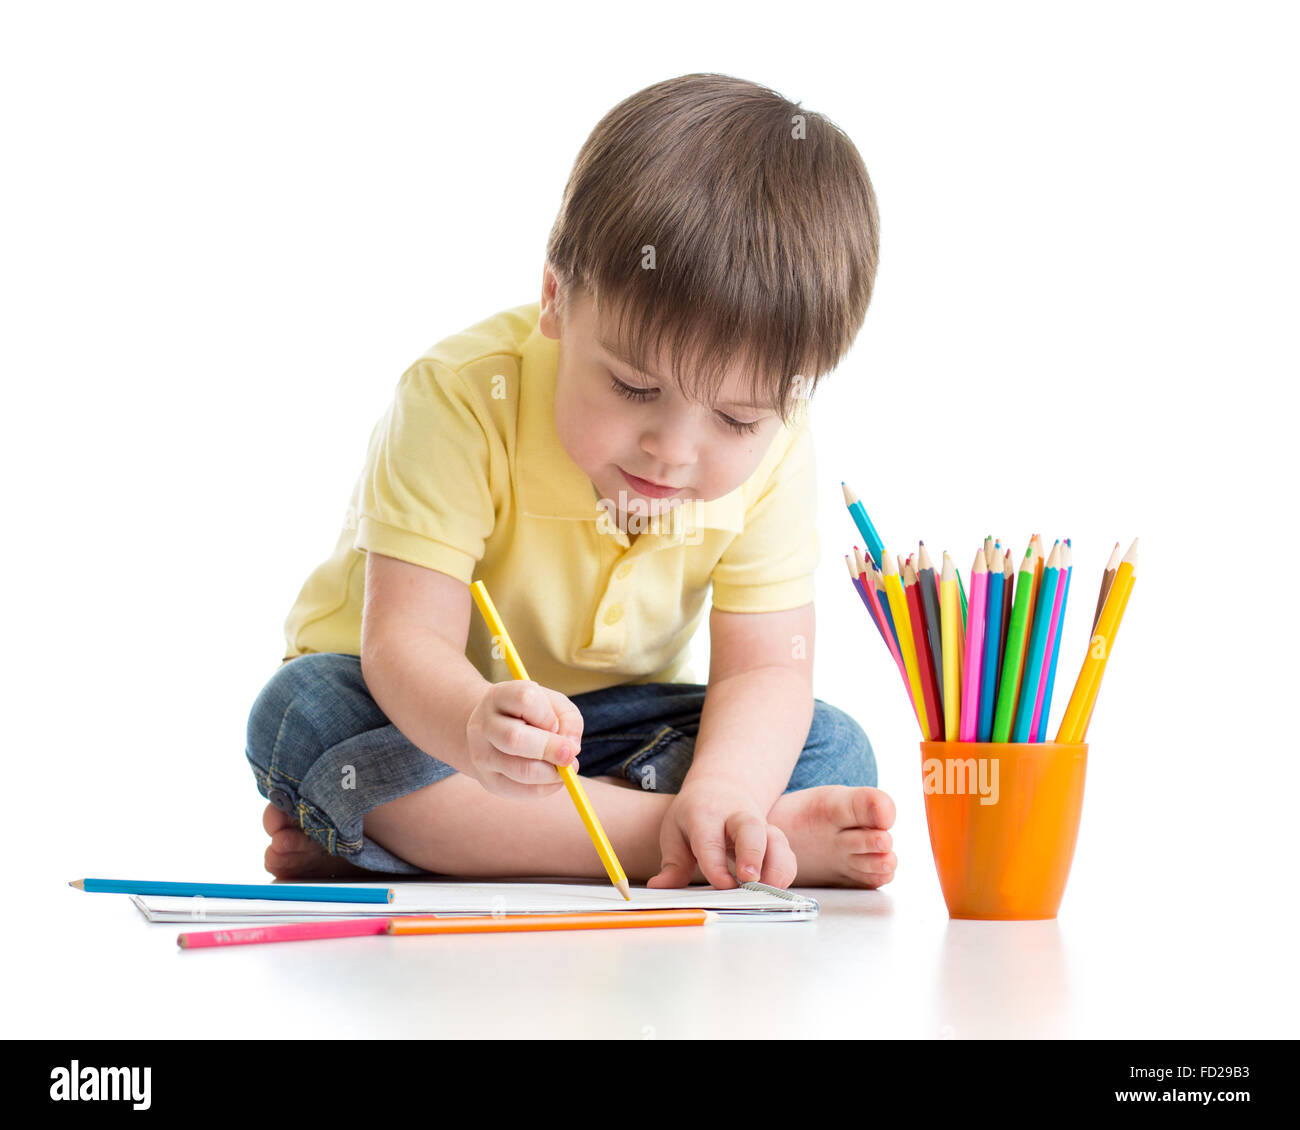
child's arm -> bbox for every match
[360,552,582,797]
[648,602,815,889]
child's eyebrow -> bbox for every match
[596,337,765,411]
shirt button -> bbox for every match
[268,788,293,813]
[616,563,633,580]
[603,604,623,626]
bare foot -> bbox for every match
[261,803,377,880]
[767,786,897,888]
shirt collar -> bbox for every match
[515,308,748,543]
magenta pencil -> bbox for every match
[959,549,989,742]
[178,918,391,949]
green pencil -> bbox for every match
[991,543,1037,742]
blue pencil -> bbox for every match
[1035,539,1073,742]
[1011,544,1061,741]
[841,481,885,570]
[70,879,394,903]
[977,548,1005,742]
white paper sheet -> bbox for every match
[132,879,819,923]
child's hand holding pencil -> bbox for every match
[465,679,586,800]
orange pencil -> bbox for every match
[387,909,716,935]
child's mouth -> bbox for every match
[619,467,683,499]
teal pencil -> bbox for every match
[70,879,394,904]
[841,481,885,570]
[1011,542,1061,741]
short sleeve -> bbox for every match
[352,360,496,584]
[709,416,820,613]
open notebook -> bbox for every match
[132,879,819,924]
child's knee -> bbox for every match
[790,702,878,790]
[244,654,347,797]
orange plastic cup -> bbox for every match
[919,741,1088,920]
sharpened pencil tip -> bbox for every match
[616,879,631,901]
[69,879,84,890]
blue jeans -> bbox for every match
[245,653,878,874]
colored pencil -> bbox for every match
[1022,536,1043,664]
[1034,538,1073,742]
[471,580,630,900]
[882,551,931,739]
[999,547,1014,680]
[940,553,963,740]
[905,563,943,741]
[960,549,989,742]
[179,919,391,949]
[916,542,946,718]
[1093,541,1121,632]
[855,551,914,714]
[841,482,885,570]
[955,563,968,631]
[69,879,394,903]
[846,553,884,641]
[977,548,1006,742]
[853,545,891,646]
[865,552,901,651]
[1057,538,1138,743]
[991,544,1037,742]
[1011,542,1061,741]
[388,909,717,935]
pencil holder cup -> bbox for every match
[918,741,1088,920]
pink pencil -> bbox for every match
[855,549,919,726]
[1028,540,1069,741]
[178,918,391,949]
[958,549,989,742]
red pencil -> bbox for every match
[178,918,391,949]
[904,563,943,741]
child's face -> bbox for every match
[539,271,786,520]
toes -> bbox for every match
[270,826,316,856]
[840,827,892,855]
[262,802,294,835]
[758,826,798,890]
[849,787,896,831]
[847,851,897,887]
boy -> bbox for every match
[246,72,897,889]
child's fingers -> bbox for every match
[497,680,563,734]
[543,690,585,748]
[646,825,696,889]
[687,823,736,890]
[483,772,567,801]
[486,705,578,769]
[727,813,768,885]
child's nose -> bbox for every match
[639,423,699,470]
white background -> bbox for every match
[3,1,1296,1038]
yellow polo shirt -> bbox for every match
[281,302,820,696]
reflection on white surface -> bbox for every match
[932,920,1069,1039]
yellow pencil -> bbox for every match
[882,550,930,739]
[1055,538,1138,743]
[470,580,630,900]
[940,552,962,741]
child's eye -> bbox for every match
[717,412,761,436]
[609,374,656,401]
[610,372,762,435]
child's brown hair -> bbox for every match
[545,72,880,424]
